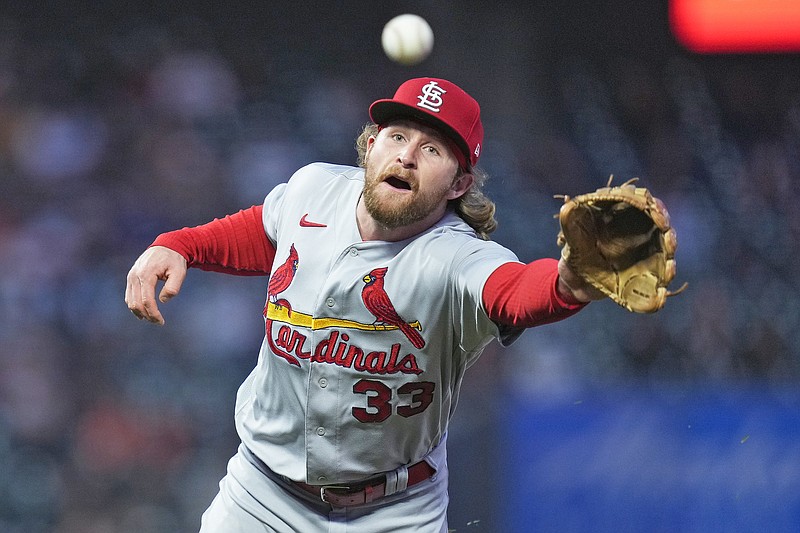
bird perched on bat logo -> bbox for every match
[266,243,298,316]
[361,267,425,349]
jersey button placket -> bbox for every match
[304,269,345,484]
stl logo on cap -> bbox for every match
[416,81,446,113]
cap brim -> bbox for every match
[369,100,471,168]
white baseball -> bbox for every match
[381,14,434,66]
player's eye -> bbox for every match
[391,133,405,142]
[423,144,441,156]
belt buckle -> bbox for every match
[320,485,350,504]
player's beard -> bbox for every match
[362,165,453,229]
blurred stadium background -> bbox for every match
[1,1,799,531]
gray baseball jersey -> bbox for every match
[235,162,520,485]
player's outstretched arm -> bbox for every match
[125,246,187,325]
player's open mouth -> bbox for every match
[384,176,412,191]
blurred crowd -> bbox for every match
[1,5,799,532]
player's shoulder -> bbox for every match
[288,162,364,188]
[418,213,518,261]
[275,162,364,214]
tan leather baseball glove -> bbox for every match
[556,176,687,313]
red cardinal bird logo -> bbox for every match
[361,267,425,349]
[266,243,298,317]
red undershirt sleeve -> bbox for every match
[483,258,587,329]
[149,205,276,276]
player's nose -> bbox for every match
[397,146,418,168]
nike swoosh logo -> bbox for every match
[299,214,327,228]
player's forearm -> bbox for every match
[150,205,276,275]
[483,258,587,328]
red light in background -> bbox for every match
[670,0,800,53]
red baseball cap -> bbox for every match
[369,77,484,169]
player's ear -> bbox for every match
[446,171,474,200]
[364,134,378,162]
[367,133,378,150]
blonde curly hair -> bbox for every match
[355,123,497,240]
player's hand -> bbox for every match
[125,246,187,325]
[557,257,606,304]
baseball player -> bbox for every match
[125,77,603,532]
